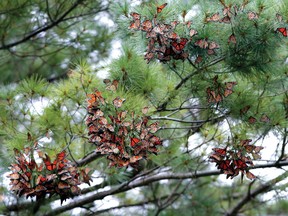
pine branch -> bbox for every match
[0,0,106,50]
[82,193,181,216]
[157,55,226,111]
[43,161,288,216]
[152,114,227,124]
[225,171,288,216]
[75,151,104,167]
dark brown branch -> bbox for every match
[151,114,227,124]
[0,0,85,50]
[225,171,288,216]
[75,151,104,167]
[83,193,181,216]
[43,161,288,216]
[276,128,288,164]
[157,56,226,110]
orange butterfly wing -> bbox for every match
[43,154,56,171]
[157,3,168,13]
[277,27,287,37]
[218,160,231,170]
[171,38,188,53]
[130,137,141,147]
[56,151,66,161]
[130,12,141,20]
[206,13,220,22]
[212,148,226,156]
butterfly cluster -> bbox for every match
[129,3,193,63]
[193,38,220,63]
[240,105,270,124]
[210,139,264,180]
[206,75,237,103]
[86,82,162,168]
[7,148,84,203]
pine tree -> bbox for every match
[1,0,288,215]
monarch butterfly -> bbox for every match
[207,49,215,55]
[166,31,179,40]
[130,12,141,20]
[248,116,257,124]
[141,20,153,32]
[248,11,258,20]
[129,19,141,30]
[228,34,237,44]
[113,97,125,108]
[173,52,189,60]
[244,145,255,153]
[218,159,231,170]
[277,27,287,37]
[246,171,256,180]
[131,134,140,144]
[153,24,169,34]
[171,20,180,29]
[212,148,226,156]
[220,15,231,24]
[157,3,168,13]
[223,6,232,17]
[224,81,237,97]
[240,105,251,115]
[144,52,154,63]
[56,151,66,161]
[194,38,208,49]
[105,79,119,91]
[58,181,70,189]
[208,41,220,50]
[254,146,264,153]
[206,12,220,22]
[189,29,198,37]
[207,87,223,103]
[233,159,247,169]
[171,38,188,53]
[195,55,203,64]
[43,154,56,171]
[260,114,270,123]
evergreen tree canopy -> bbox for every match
[0,0,288,215]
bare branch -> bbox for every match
[0,0,107,50]
[76,151,104,167]
[152,114,227,124]
[225,171,288,216]
[83,193,181,216]
[43,161,288,216]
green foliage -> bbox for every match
[0,0,288,216]
[0,0,113,83]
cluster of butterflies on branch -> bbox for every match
[7,147,91,203]
[129,3,222,64]
[210,139,264,180]
[128,2,287,64]
[129,3,191,63]
[206,75,237,104]
[86,80,162,168]
[240,105,270,124]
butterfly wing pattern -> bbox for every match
[277,27,287,37]
[206,76,237,103]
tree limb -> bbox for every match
[76,151,104,167]
[0,0,85,50]
[225,171,288,216]
[43,161,288,216]
[84,193,182,216]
